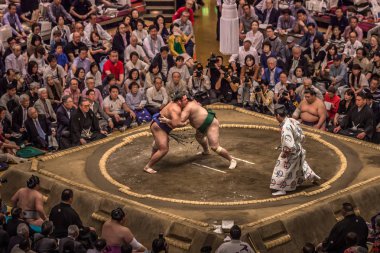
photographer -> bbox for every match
[188,63,211,105]
[207,54,224,99]
[237,74,254,107]
[278,84,301,116]
[215,66,239,104]
[250,81,274,115]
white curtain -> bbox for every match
[220,3,239,55]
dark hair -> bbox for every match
[265,25,274,32]
[242,3,250,9]
[19,239,30,251]
[262,41,272,50]
[128,81,139,90]
[86,89,95,96]
[111,207,125,221]
[62,240,75,253]
[79,97,90,106]
[55,42,63,49]
[149,62,161,73]
[356,92,366,99]
[31,23,41,33]
[345,89,355,97]
[11,207,22,219]
[130,51,139,59]
[304,88,316,96]
[41,221,54,236]
[154,76,163,84]
[307,22,316,28]
[7,37,16,44]
[281,8,291,15]
[148,25,157,32]
[79,46,88,54]
[105,74,116,83]
[128,68,140,80]
[230,225,241,240]
[27,61,38,75]
[121,243,133,253]
[31,34,42,46]
[109,85,120,93]
[342,202,354,212]
[34,45,45,58]
[312,37,325,47]
[176,55,184,62]
[160,46,169,53]
[154,15,167,29]
[62,95,71,104]
[61,189,73,201]
[47,54,57,63]
[90,31,99,43]
[74,67,85,78]
[56,15,65,24]
[8,3,16,9]
[345,232,358,247]
[349,30,358,37]
[244,54,255,66]
[136,18,144,26]
[27,175,40,189]
[350,16,359,22]
[251,20,259,26]
[95,239,107,251]
[151,236,167,253]
[302,243,316,253]
[297,9,307,15]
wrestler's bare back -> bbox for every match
[101,220,133,246]
[12,188,42,211]
[159,102,183,128]
[181,101,209,129]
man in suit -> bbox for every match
[24,107,56,149]
[86,89,114,131]
[70,98,107,146]
[261,0,279,28]
[11,94,29,140]
[57,95,76,149]
[0,69,17,97]
[151,46,175,82]
[299,22,324,48]
[34,88,57,123]
[262,57,282,89]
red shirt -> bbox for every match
[102,60,124,81]
[172,7,194,24]
[324,93,341,120]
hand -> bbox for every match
[129,111,136,119]
[298,20,305,27]
[15,145,20,150]
[356,132,366,140]
[333,126,341,133]
[114,114,121,122]
[159,115,170,124]
[333,119,338,126]
[100,130,108,135]
[80,138,87,145]
[108,120,114,129]
[20,127,26,133]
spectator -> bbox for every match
[132,19,148,46]
[365,92,380,144]
[229,38,259,75]
[303,37,326,77]
[167,56,190,83]
[29,47,46,75]
[325,26,346,54]
[366,52,380,80]
[71,47,91,75]
[70,0,96,21]
[85,14,112,42]
[56,96,76,149]
[273,72,289,103]
[166,72,188,99]
[299,23,324,49]
[263,26,283,57]
[290,66,306,87]
[342,31,363,64]
[102,51,124,87]
[86,89,113,131]
[368,77,380,103]
[25,61,43,88]
[11,175,47,226]
[262,57,282,89]
[3,4,26,41]
[329,55,348,89]
[27,34,42,58]
[25,107,57,149]
[215,66,239,104]
[34,88,57,123]
[7,223,29,253]
[143,25,166,60]
[215,225,254,253]
[326,7,349,38]
[6,208,29,238]
[123,69,142,96]
[3,38,17,61]
[0,84,20,122]
[145,63,164,90]
[103,85,136,130]
[5,45,26,76]
[343,17,363,42]
[88,33,109,65]
[278,84,301,116]
[238,4,258,41]
[10,238,32,253]
[293,88,327,130]
[112,23,130,63]
[19,0,40,26]
[245,20,264,53]
[292,9,316,35]
[277,9,296,35]
[332,89,355,129]
[168,24,195,68]
[0,69,17,97]
[317,203,368,253]
[173,11,195,57]
[351,48,370,75]
[240,54,260,84]
[86,63,102,88]
[50,30,68,55]
[173,0,194,24]
[151,46,175,81]
[365,35,379,60]
[154,15,170,42]
[125,52,149,76]
[341,64,368,97]
[101,208,146,252]
[63,78,81,108]
[45,75,63,111]
[188,63,211,103]
[51,16,71,43]
[286,45,308,80]
[334,92,374,140]
[59,225,86,253]
[324,86,341,127]
[82,77,103,106]
[32,221,58,253]
[130,9,146,31]
[72,68,86,91]
[124,36,149,64]
[145,77,169,115]
[48,0,75,25]
[11,94,29,139]
[65,32,87,63]
[261,0,279,27]
[125,82,151,125]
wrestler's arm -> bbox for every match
[160,107,189,127]
[168,107,186,128]
[35,193,47,221]
[315,102,327,129]
[11,190,19,207]
[123,227,146,252]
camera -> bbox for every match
[255,86,262,92]
[0,178,7,184]
[282,90,289,96]
[223,72,229,79]
[206,53,218,69]
[244,75,250,85]
[195,70,203,77]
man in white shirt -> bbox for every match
[229,38,259,74]
[215,225,255,253]
[146,77,169,115]
[342,31,363,64]
[143,25,166,60]
[84,14,112,41]
[5,44,26,76]
[124,35,149,63]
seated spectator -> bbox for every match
[25,61,43,88]
[290,67,306,88]
[101,208,146,252]
[325,26,346,54]
[259,42,276,70]
[238,4,258,41]
[151,46,175,81]
[167,56,190,83]
[365,35,379,60]
[188,63,211,104]
[324,86,340,127]
[303,38,326,77]
[292,9,316,35]
[102,51,124,87]
[145,77,169,115]
[64,78,81,107]
[27,34,43,57]
[273,72,289,103]
[126,52,149,76]
[71,47,91,75]
[7,223,29,253]
[48,0,75,26]
[54,42,69,73]
[85,14,112,42]
[45,75,63,110]
[29,46,47,74]
[299,23,324,49]
[260,0,279,28]
[342,31,363,65]
[278,84,301,116]
[338,64,368,97]
[245,20,264,53]
[262,57,282,89]
[33,221,58,253]
[89,32,109,65]
[229,38,259,74]
[317,203,368,253]
[0,84,20,121]
[333,92,374,140]
[11,175,47,226]
[132,19,148,46]
[366,52,380,80]
[166,72,188,99]
[240,54,260,84]
[123,69,143,96]
[11,94,29,139]
[368,77,380,103]
[173,0,195,24]
[112,23,130,63]
[72,68,86,91]
[343,17,363,41]
[51,16,71,43]
[82,77,103,106]
[168,24,195,68]
[0,106,12,137]
[277,8,295,35]
[70,0,96,21]
[352,48,370,75]
[130,9,146,31]
[56,96,75,149]
[286,45,308,80]
[86,89,113,131]
[3,38,17,61]
[250,81,274,115]
[125,82,151,125]
[123,15,133,34]
[0,69,17,97]
[154,15,170,43]
[145,63,164,90]
[293,88,327,130]
[321,45,339,79]
[19,0,40,26]
[124,36,149,64]
[329,55,348,89]
[70,97,106,145]
[325,7,349,39]
[5,45,26,76]
[103,85,136,130]
[6,208,29,238]
[365,92,380,144]
[173,11,195,57]
[27,82,40,106]
[3,4,26,41]
[101,74,117,98]
[86,63,102,88]
[215,67,239,104]
[34,88,57,122]
[59,225,86,253]
[65,32,87,63]
[263,26,283,58]
[50,30,68,55]
[215,225,254,253]
[332,89,355,129]
[143,25,166,60]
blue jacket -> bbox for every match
[299,31,324,48]
[262,67,282,89]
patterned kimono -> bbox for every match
[270,117,319,192]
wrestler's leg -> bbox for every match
[207,119,237,169]
[151,141,158,157]
[195,130,210,154]
[144,124,169,173]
